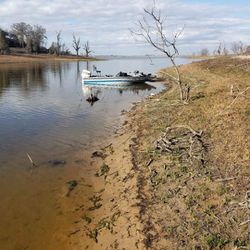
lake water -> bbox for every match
[0,57,194,249]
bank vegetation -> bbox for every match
[79,56,250,249]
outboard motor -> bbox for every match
[81,69,91,79]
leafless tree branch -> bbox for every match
[83,41,92,57]
[72,33,81,56]
[130,3,190,103]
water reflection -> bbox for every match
[82,82,156,106]
[0,63,48,94]
[0,59,166,250]
[0,60,165,167]
[0,62,74,96]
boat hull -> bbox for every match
[82,76,149,86]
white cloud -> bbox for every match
[0,0,250,55]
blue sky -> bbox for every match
[0,0,250,55]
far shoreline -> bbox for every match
[0,54,98,64]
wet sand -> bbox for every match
[75,132,145,249]
[0,150,102,250]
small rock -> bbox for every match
[91,151,106,159]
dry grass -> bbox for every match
[124,56,250,249]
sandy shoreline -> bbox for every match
[0,54,94,64]
[80,133,145,249]
[73,56,250,249]
[1,55,248,249]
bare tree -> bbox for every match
[223,46,229,56]
[56,30,62,56]
[238,41,245,54]
[200,48,209,56]
[245,46,250,55]
[61,43,70,55]
[217,42,223,55]
[131,4,189,102]
[0,28,9,54]
[11,22,32,48]
[72,33,81,56]
[231,42,238,55]
[31,25,47,53]
[49,32,69,56]
[25,36,33,53]
[83,41,92,57]
[231,41,246,55]
[215,42,228,56]
[49,42,57,54]
[10,23,46,53]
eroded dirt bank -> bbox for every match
[73,57,249,249]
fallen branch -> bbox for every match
[68,229,80,236]
[169,125,203,136]
[106,170,119,177]
[218,86,250,116]
[215,177,237,182]
[103,143,112,149]
[230,190,250,209]
[239,219,250,226]
[156,125,205,165]
[146,158,153,167]
[27,153,37,168]
[162,71,179,82]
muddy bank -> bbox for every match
[79,56,249,249]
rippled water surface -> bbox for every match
[0,57,194,249]
[0,59,166,167]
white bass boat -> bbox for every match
[81,70,153,86]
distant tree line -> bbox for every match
[199,41,250,57]
[0,22,47,54]
[0,22,92,57]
